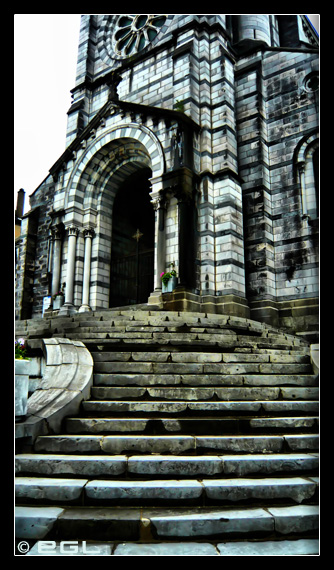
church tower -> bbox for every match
[15,15,319,339]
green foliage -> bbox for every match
[174,100,185,113]
[15,338,29,360]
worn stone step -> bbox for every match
[66,417,152,433]
[143,505,319,539]
[34,435,196,454]
[66,327,305,346]
[16,477,89,503]
[89,386,318,401]
[65,416,319,435]
[214,539,319,556]
[92,361,312,375]
[93,373,318,387]
[85,477,317,504]
[248,416,319,430]
[16,454,129,477]
[15,453,319,478]
[112,538,319,556]
[90,351,310,364]
[126,453,319,478]
[82,399,319,415]
[23,538,319,556]
[16,504,318,541]
[81,337,305,350]
[33,434,319,455]
[17,476,316,505]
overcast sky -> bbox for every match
[14,14,81,212]
[14,14,319,214]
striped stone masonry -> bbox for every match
[15,15,318,337]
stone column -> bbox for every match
[153,196,167,292]
[51,225,63,297]
[147,188,167,307]
[60,226,79,314]
[79,228,95,312]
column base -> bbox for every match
[147,289,164,308]
[78,304,92,313]
[58,302,77,316]
[160,289,250,318]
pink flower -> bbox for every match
[160,272,165,277]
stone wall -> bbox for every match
[234,47,318,330]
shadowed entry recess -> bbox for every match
[109,167,154,307]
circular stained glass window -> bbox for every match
[113,15,167,57]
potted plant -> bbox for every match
[161,263,178,293]
[52,285,65,310]
[15,338,30,421]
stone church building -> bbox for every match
[15,15,319,338]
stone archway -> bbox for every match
[64,123,164,211]
[60,124,165,312]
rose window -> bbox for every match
[114,15,167,57]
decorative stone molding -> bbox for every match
[15,338,93,444]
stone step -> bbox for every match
[108,539,321,556]
[93,373,318,387]
[92,361,312,375]
[65,416,319,435]
[15,476,318,505]
[57,322,304,340]
[15,453,319,478]
[63,332,306,350]
[22,538,320,556]
[16,309,317,552]
[15,504,319,541]
[82,399,319,415]
[90,351,311,364]
[33,434,319,455]
[89,386,318,401]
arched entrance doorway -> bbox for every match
[109,167,154,307]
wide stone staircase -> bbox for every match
[15,309,319,555]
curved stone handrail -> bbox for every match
[310,344,319,375]
[16,338,93,444]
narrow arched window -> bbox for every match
[295,134,319,220]
[303,145,319,219]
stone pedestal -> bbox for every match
[53,295,64,310]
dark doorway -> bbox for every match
[109,167,154,307]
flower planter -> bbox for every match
[15,359,30,420]
[53,295,65,310]
[162,275,178,293]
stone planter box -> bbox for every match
[162,276,178,293]
[53,295,65,310]
[15,359,30,419]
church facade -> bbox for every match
[15,15,319,338]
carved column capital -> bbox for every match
[151,194,169,212]
[67,225,79,237]
[83,228,95,239]
[50,223,64,240]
